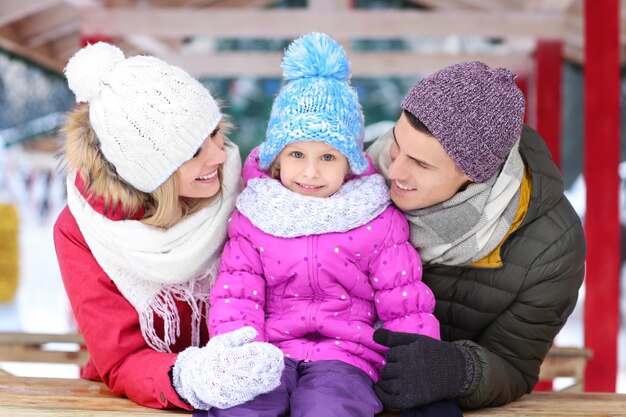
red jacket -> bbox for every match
[53,177,207,410]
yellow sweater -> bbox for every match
[470,167,532,268]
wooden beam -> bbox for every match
[0,0,61,27]
[199,0,281,6]
[308,0,350,11]
[123,0,280,55]
[450,0,510,11]
[25,21,79,48]
[538,347,592,392]
[79,8,568,38]
[159,51,531,77]
[124,35,175,56]
[563,43,583,64]
[48,31,81,60]
[524,0,577,11]
[16,3,78,47]
[0,333,84,345]
[0,345,88,365]
[0,26,64,73]
[62,0,102,7]
[0,332,87,366]
[406,0,466,10]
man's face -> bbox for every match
[387,113,471,211]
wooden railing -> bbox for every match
[538,346,593,392]
[0,332,593,387]
[0,332,88,367]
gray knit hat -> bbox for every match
[401,61,525,183]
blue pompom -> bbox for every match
[281,32,350,81]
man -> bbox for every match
[367,61,585,411]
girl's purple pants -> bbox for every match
[194,358,383,417]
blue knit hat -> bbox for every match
[259,32,368,174]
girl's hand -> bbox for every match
[172,327,284,410]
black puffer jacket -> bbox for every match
[422,125,586,409]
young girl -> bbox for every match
[205,33,440,417]
[54,42,283,411]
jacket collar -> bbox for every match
[518,124,565,227]
[74,173,144,221]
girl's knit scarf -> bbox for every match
[66,144,242,352]
[368,129,524,266]
[236,173,391,237]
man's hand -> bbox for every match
[373,328,472,409]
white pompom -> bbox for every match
[64,42,125,103]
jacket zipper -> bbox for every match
[304,234,321,361]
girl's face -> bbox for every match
[275,141,349,198]
[177,127,226,199]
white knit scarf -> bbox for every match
[236,174,390,237]
[66,143,242,352]
[368,129,524,266]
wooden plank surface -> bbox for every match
[1,375,625,416]
[463,392,626,416]
[0,376,186,416]
[0,332,84,344]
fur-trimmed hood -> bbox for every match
[59,104,147,219]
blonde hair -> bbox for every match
[60,104,231,229]
[269,160,281,180]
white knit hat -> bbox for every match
[64,42,222,192]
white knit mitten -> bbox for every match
[172,327,285,410]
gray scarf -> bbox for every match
[367,129,524,266]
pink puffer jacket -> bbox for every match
[209,151,439,380]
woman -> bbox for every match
[53,42,284,411]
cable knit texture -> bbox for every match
[172,327,285,410]
[64,42,222,192]
[209,150,440,382]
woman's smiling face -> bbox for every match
[176,127,226,199]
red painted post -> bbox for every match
[535,39,563,169]
[80,35,112,48]
[583,0,620,392]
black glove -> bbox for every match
[373,328,472,409]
